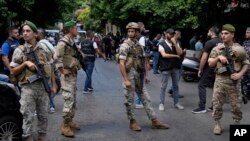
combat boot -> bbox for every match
[234,119,241,125]
[130,119,141,131]
[69,120,81,130]
[213,120,222,135]
[151,119,170,129]
[61,120,74,137]
[38,133,47,141]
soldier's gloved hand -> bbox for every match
[25,61,36,71]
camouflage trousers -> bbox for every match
[123,69,156,120]
[20,81,48,137]
[61,74,77,120]
[212,76,242,121]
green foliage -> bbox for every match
[0,0,82,28]
[86,0,203,31]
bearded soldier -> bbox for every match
[118,22,169,131]
[10,20,56,141]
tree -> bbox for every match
[83,0,203,32]
[0,0,82,43]
[80,0,249,35]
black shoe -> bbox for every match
[179,94,184,98]
[168,89,173,94]
[192,108,207,114]
[169,94,184,98]
[207,106,213,111]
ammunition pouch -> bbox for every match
[216,65,233,75]
[133,56,145,74]
[27,74,41,83]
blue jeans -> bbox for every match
[0,74,9,82]
[135,73,144,104]
[153,51,159,73]
[49,95,55,108]
[160,69,180,105]
[170,65,182,91]
[83,61,95,91]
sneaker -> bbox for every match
[175,103,184,110]
[159,104,164,111]
[192,107,206,114]
[49,107,55,113]
[88,87,94,91]
[207,106,213,111]
[135,104,144,109]
[82,90,90,94]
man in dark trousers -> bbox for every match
[80,30,106,94]
[192,26,221,114]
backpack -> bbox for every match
[137,35,153,58]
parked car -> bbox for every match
[0,81,22,141]
[45,29,60,46]
[74,30,86,46]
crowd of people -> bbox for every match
[0,19,250,140]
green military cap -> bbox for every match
[64,21,76,28]
[23,20,38,33]
[222,24,236,33]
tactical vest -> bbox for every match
[159,41,181,71]
[80,39,95,62]
[59,38,81,70]
[124,40,145,73]
[215,43,247,74]
[14,44,51,85]
[5,39,19,61]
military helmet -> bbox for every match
[126,22,139,30]
[232,46,247,61]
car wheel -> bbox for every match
[0,116,22,141]
[183,74,194,82]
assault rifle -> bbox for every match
[223,47,234,74]
[222,47,248,104]
[26,48,51,98]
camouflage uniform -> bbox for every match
[209,43,249,121]
[55,35,81,121]
[119,39,156,120]
[11,42,52,137]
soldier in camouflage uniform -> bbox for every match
[10,20,56,141]
[208,24,249,135]
[118,22,169,131]
[55,21,81,137]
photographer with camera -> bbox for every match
[208,24,249,135]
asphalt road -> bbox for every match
[46,58,250,141]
